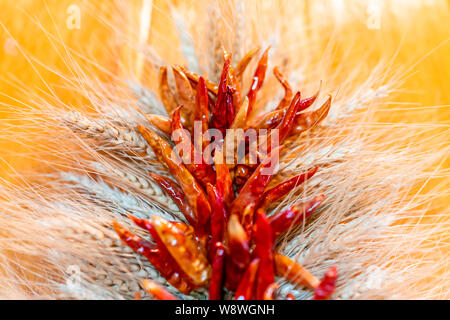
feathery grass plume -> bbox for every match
[0,0,448,299]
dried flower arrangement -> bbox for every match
[0,0,448,300]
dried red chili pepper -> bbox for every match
[254,92,300,156]
[249,108,287,130]
[194,76,210,150]
[211,54,232,136]
[145,113,172,135]
[246,47,270,118]
[159,66,178,116]
[213,149,234,208]
[151,215,211,287]
[179,65,219,95]
[142,279,178,300]
[253,210,275,300]
[235,47,260,81]
[263,283,280,300]
[113,220,194,294]
[146,130,211,237]
[225,215,251,290]
[250,90,319,130]
[148,172,196,226]
[225,86,236,129]
[234,258,260,300]
[274,253,320,289]
[292,95,331,136]
[209,242,226,300]
[137,124,167,164]
[313,266,338,300]
[269,194,325,238]
[229,148,281,234]
[206,184,227,261]
[259,166,318,210]
[230,97,249,129]
[171,106,215,187]
[298,89,320,112]
[273,67,293,110]
[172,66,196,127]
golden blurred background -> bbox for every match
[0,0,448,295]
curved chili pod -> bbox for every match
[259,166,318,210]
[263,283,280,300]
[273,67,293,110]
[253,210,275,300]
[179,65,219,95]
[298,89,320,112]
[277,91,302,142]
[145,113,172,135]
[274,253,320,289]
[172,106,216,187]
[235,47,260,80]
[148,130,211,237]
[230,97,249,129]
[142,279,178,300]
[292,95,331,136]
[214,148,235,208]
[234,258,260,300]
[206,184,227,262]
[172,66,196,127]
[246,47,270,118]
[313,266,338,300]
[159,66,178,116]
[249,107,286,130]
[226,57,242,116]
[211,54,232,136]
[254,92,300,156]
[137,124,167,164]
[229,148,281,233]
[113,220,193,294]
[209,242,226,300]
[225,215,251,290]
[151,215,211,287]
[270,194,325,238]
[194,76,210,150]
[148,172,196,226]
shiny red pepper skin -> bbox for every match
[270,194,325,238]
[234,258,260,300]
[171,106,216,187]
[148,172,196,226]
[259,167,318,210]
[246,47,270,118]
[229,148,281,236]
[214,149,235,208]
[313,266,338,300]
[194,76,210,151]
[113,220,194,294]
[273,67,293,110]
[292,95,332,136]
[225,215,251,290]
[253,210,275,300]
[206,184,227,262]
[209,242,226,300]
[211,55,232,136]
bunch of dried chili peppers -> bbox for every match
[113,48,336,300]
